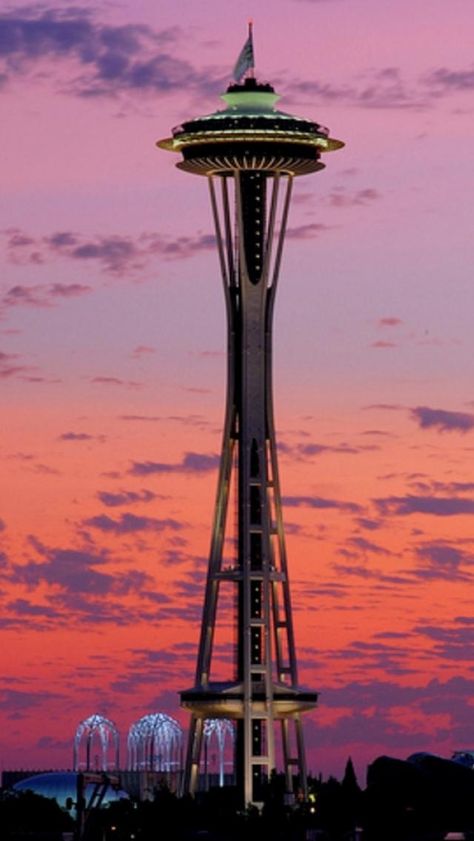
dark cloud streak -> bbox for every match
[283,495,361,513]
[375,495,474,517]
[3,228,216,277]
[129,452,219,476]
[0,8,217,99]
[423,66,474,93]
[97,489,157,507]
[411,406,474,433]
[82,512,182,534]
[1,278,91,314]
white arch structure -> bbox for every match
[203,719,234,787]
[127,713,182,772]
[73,714,120,771]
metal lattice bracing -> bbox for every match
[158,75,343,807]
[127,713,183,773]
[73,714,120,771]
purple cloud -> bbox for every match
[355,517,383,531]
[411,480,474,495]
[58,431,98,442]
[375,495,474,517]
[68,237,140,272]
[321,677,474,721]
[411,406,474,433]
[1,280,91,312]
[304,676,474,756]
[333,563,411,587]
[49,282,90,298]
[3,539,171,628]
[32,463,61,476]
[0,349,38,380]
[20,375,62,384]
[2,285,48,307]
[156,233,216,258]
[45,591,161,626]
[416,543,469,569]
[36,735,71,750]
[11,546,115,594]
[82,512,182,534]
[0,365,36,379]
[97,489,157,507]
[3,227,217,277]
[413,542,473,580]
[295,442,359,457]
[0,8,217,99]
[415,626,474,663]
[90,376,141,389]
[119,414,163,423]
[159,548,194,566]
[286,222,330,240]
[354,67,423,109]
[0,688,62,712]
[129,451,219,476]
[363,403,403,411]
[6,598,61,620]
[423,66,474,94]
[282,495,361,512]
[168,414,209,428]
[348,536,390,556]
[326,187,381,208]
[288,66,425,110]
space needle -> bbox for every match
[158,25,344,806]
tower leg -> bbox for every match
[295,716,309,798]
[184,715,204,796]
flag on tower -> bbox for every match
[232,23,255,82]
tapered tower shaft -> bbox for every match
[158,74,343,806]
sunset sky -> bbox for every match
[1,0,474,782]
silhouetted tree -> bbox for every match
[341,756,362,828]
[0,788,74,838]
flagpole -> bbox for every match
[248,19,255,79]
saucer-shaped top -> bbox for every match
[158,78,343,176]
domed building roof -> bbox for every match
[13,771,129,811]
